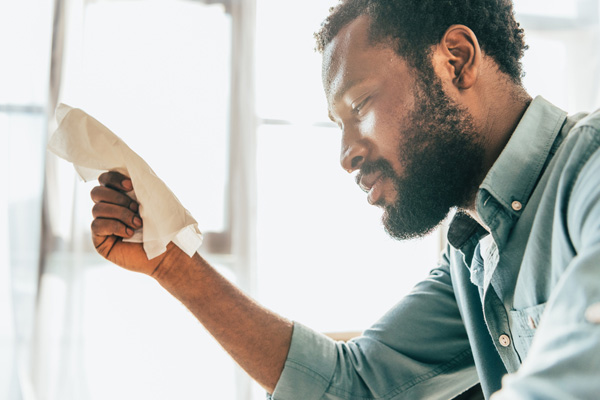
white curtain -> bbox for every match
[0,0,54,398]
[24,0,255,399]
[21,0,90,398]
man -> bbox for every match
[89,0,600,398]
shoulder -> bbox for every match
[553,108,600,184]
[564,108,600,186]
[572,107,600,132]
[562,110,600,249]
[562,108,600,148]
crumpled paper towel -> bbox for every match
[47,103,203,259]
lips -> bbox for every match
[358,171,385,205]
[358,171,382,193]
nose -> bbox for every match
[340,128,369,173]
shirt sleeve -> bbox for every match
[492,126,600,400]
[271,254,478,400]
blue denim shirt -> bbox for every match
[270,97,600,400]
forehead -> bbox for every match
[322,16,370,96]
[322,15,406,105]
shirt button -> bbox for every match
[511,201,523,211]
[585,303,600,324]
[499,334,511,347]
[528,316,537,330]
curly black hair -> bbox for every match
[315,0,527,84]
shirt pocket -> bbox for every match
[509,302,547,360]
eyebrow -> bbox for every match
[334,78,365,103]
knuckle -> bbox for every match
[91,203,103,218]
[99,171,120,187]
[116,192,130,206]
[110,171,122,183]
[90,186,103,201]
[98,172,110,185]
[120,208,133,224]
[112,220,126,234]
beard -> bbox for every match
[359,73,486,240]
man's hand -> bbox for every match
[90,172,293,394]
[90,170,171,275]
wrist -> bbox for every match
[150,243,197,283]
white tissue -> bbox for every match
[47,103,203,259]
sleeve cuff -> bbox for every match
[271,322,338,400]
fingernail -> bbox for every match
[133,216,142,227]
[122,179,133,190]
[129,202,139,212]
[126,227,133,236]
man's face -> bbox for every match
[323,16,485,240]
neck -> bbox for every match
[480,85,532,175]
[467,84,532,228]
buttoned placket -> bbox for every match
[482,283,522,372]
[477,195,523,372]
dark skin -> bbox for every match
[324,17,530,223]
[91,173,294,393]
[91,171,293,393]
[90,16,530,394]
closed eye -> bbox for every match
[352,96,370,115]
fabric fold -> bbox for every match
[47,103,203,259]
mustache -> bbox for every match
[354,158,397,186]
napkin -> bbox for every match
[47,103,203,259]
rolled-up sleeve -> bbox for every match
[271,258,478,400]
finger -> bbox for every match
[98,171,133,192]
[90,186,139,212]
[91,218,135,238]
[92,202,143,230]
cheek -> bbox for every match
[359,112,376,133]
[364,111,404,170]
[361,110,397,145]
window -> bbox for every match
[0,0,53,397]
[253,0,439,347]
[251,1,443,398]
[517,0,600,111]
[47,1,237,399]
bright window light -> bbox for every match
[256,125,440,333]
[64,0,231,233]
[57,2,237,399]
[514,0,579,19]
[255,0,336,122]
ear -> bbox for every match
[435,25,482,90]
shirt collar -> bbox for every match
[478,96,567,219]
[448,96,567,250]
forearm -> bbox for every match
[153,250,293,393]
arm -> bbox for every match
[91,171,477,399]
[271,250,478,400]
[90,171,292,393]
[492,127,600,399]
[157,251,293,392]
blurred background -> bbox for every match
[1,0,599,399]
